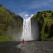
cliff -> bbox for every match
[0,5,23,41]
[31,10,53,41]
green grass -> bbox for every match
[0,35,13,41]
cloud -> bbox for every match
[18,12,34,19]
[18,12,28,18]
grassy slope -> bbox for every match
[0,5,23,41]
[0,5,13,41]
[32,10,53,41]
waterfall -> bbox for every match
[20,15,33,41]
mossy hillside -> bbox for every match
[0,5,23,41]
[32,10,53,41]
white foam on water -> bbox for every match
[20,15,33,41]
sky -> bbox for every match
[0,0,53,18]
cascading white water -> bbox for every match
[20,15,33,41]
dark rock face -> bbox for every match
[31,11,53,41]
[31,17,39,40]
[48,24,53,38]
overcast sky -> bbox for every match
[0,0,53,18]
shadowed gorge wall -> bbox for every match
[6,15,23,41]
[0,5,23,41]
[31,17,39,40]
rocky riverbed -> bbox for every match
[0,41,53,53]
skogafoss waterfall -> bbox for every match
[18,14,39,42]
[20,15,34,41]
